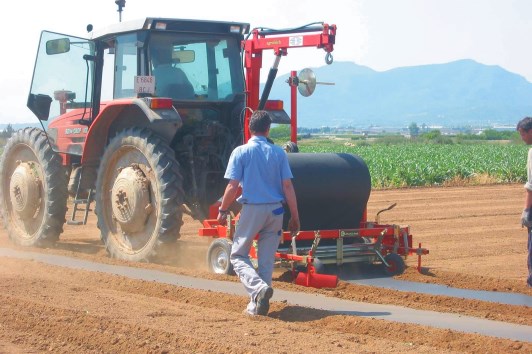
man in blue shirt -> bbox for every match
[217,110,300,315]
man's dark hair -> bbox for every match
[249,110,272,134]
[516,117,532,132]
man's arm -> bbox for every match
[282,179,300,234]
[525,149,532,209]
[523,150,532,228]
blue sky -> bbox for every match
[1,0,530,123]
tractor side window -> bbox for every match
[180,40,236,100]
[179,42,208,97]
[101,45,115,102]
[213,40,233,99]
[28,31,94,125]
[114,34,138,98]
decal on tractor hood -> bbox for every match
[65,127,88,135]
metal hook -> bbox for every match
[325,52,333,65]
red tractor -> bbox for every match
[0,18,426,284]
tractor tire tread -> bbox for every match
[0,127,68,246]
[95,128,184,262]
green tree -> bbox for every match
[422,129,442,140]
[481,129,518,141]
[408,122,420,138]
[1,124,14,138]
[269,124,291,142]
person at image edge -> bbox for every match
[516,116,532,287]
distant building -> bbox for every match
[491,124,515,132]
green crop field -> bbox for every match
[299,141,529,188]
[0,132,528,189]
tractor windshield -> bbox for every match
[147,32,244,101]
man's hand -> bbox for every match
[288,217,300,236]
[217,180,240,227]
[522,209,532,228]
[218,210,229,226]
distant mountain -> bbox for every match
[6,60,532,130]
[266,60,532,128]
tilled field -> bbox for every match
[0,184,531,353]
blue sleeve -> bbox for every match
[224,148,243,181]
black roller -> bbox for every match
[283,153,371,231]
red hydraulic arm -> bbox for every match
[242,23,337,142]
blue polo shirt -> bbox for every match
[224,136,293,204]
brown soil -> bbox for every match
[1,184,531,353]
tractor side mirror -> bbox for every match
[46,38,71,55]
[27,94,53,121]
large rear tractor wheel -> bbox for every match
[0,128,68,246]
[95,128,184,262]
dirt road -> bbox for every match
[1,184,531,353]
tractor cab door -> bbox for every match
[28,31,95,132]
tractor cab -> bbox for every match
[28,18,250,155]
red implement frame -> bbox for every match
[199,23,429,288]
[242,23,336,142]
[200,208,429,288]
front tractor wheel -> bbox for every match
[95,128,184,262]
[0,128,68,246]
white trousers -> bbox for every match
[230,203,283,314]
